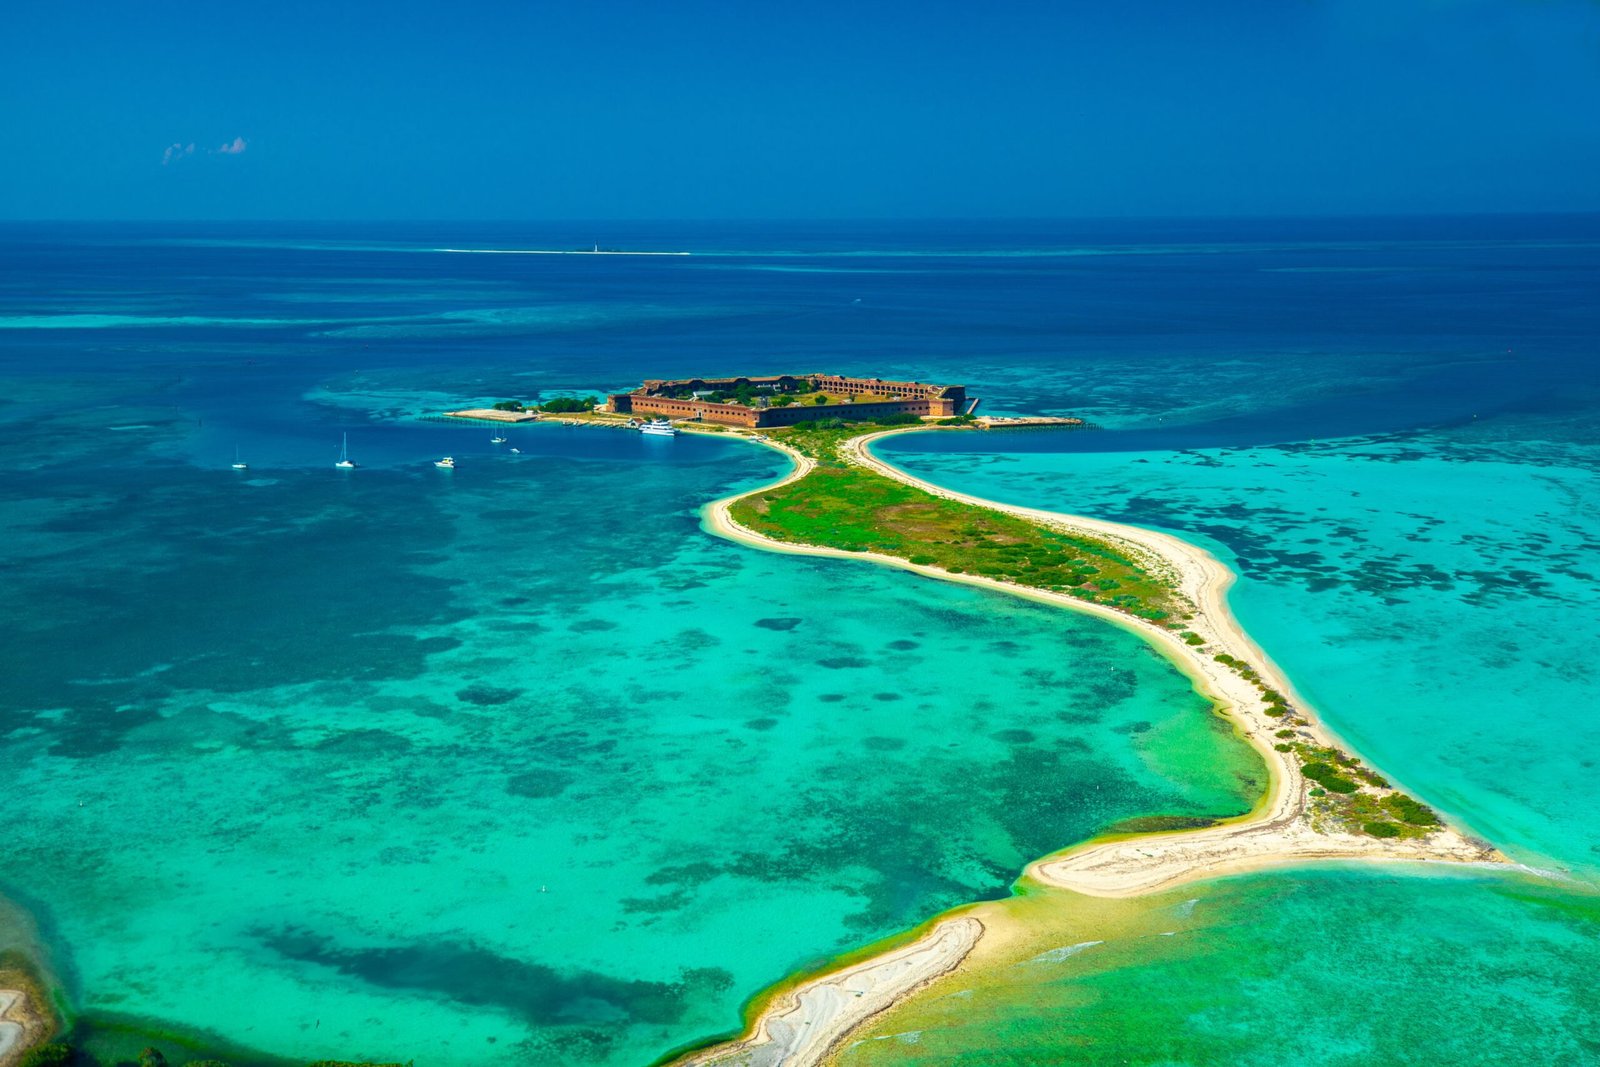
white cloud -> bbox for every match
[162,142,195,165]
[217,137,247,155]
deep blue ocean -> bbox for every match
[3,217,1598,1066]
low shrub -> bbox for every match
[1301,761,1358,794]
[1363,821,1402,839]
[20,1045,73,1067]
[540,396,597,413]
[1382,793,1439,826]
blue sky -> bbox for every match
[2,0,1598,219]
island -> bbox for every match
[586,373,1509,1067]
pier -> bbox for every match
[973,415,1092,430]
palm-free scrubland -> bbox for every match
[731,424,1185,625]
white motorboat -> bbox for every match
[434,456,456,469]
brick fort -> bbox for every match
[607,373,976,428]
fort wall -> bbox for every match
[607,372,971,428]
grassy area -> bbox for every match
[731,424,1186,624]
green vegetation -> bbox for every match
[730,425,1183,622]
[1104,814,1219,835]
[1278,738,1440,839]
[770,394,795,407]
[1382,793,1439,826]
[704,382,759,405]
[490,399,524,411]
[1179,630,1205,646]
[539,395,598,413]
[810,393,828,405]
[1301,761,1359,794]
[20,1045,73,1067]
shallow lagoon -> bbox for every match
[1,421,1261,1065]
[839,866,1600,1067]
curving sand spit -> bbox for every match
[0,984,50,1067]
[681,426,1505,1067]
[0,992,20,1067]
[676,919,983,1067]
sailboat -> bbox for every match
[490,434,508,444]
[335,433,357,469]
[231,446,248,471]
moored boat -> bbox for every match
[335,433,357,469]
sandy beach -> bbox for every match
[0,982,50,1067]
[681,425,1505,1066]
[676,918,983,1067]
[0,992,20,1067]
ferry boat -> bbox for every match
[639,418,678,438]
[434,456,456,469]
[335,433,357,469]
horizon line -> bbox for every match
[4,209,1600,226]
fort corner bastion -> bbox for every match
[606,373,977,428]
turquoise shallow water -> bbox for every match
[838,866,1600,1067]
[1,415,1259,1065]
[5,218,1599,1065]
[879,424,1600,877]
